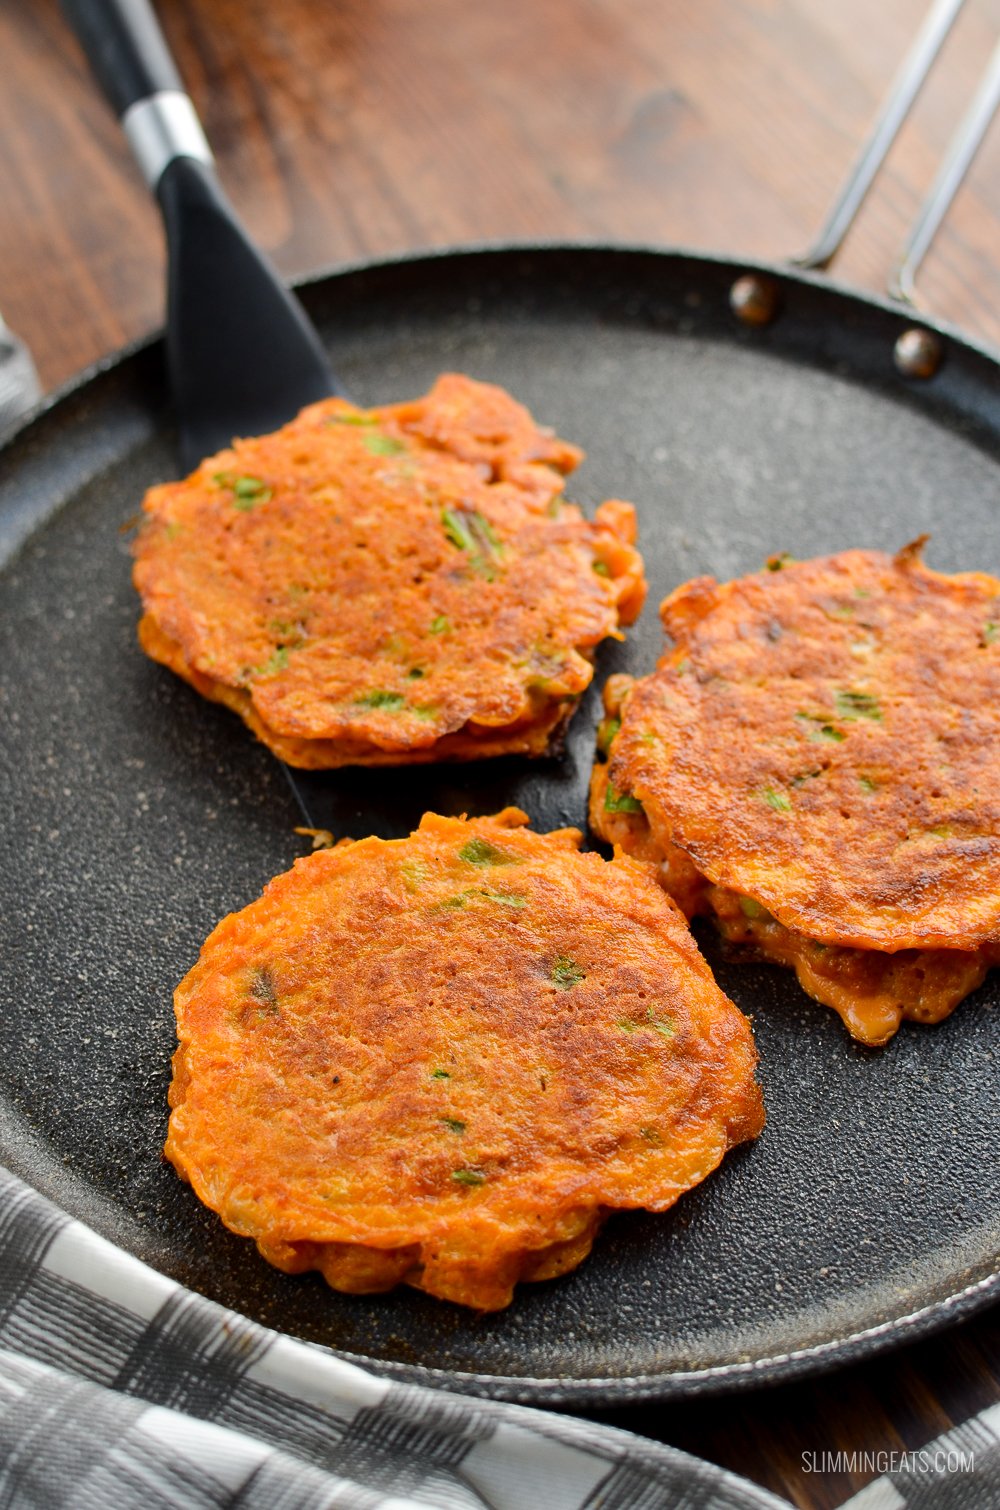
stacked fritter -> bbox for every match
[591,543,1000,1046]
[166,810,763,1310]
[134,374,646,767]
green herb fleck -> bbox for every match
[482,890,526,908]
[458,837,522,867]
[255,645,289,678]
[834,690,883,722]
[546,494,565,518]
[406,667,426,679]
[164,521,182,541]
[796,712,846,743]
[248,965,278,1013]
[617,1018,637,1033]
[639,1125,663,1146]
[412,704,438,721]
[401,860,428,892]
[551,956,585,990]
[858,776,878,795]
[766,552,794,572]
[791,768,822,788]
[431,1068,451,1080]
[760,785,792,813]
[327,411,377,426]
[214,472,272,508]
[440,1117,466,1134]
[355,690,406,711]
[429,615,451,635]
[928,824,953,839]
[983,621,999,645]
[647,1007,675,1038]
[439,887,526,911]
[596,716,621,756]
[451,1168,486,1186]
[604,782,644,815]
[363,431,407,456]
[739,896,770,921]
[593,560,611,577]
[442,507,504,578]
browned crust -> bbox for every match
[604,545,1000,952]
[165,809,763,1309]
[133,374,647,767]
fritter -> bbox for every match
[134,374,646,767]
[165,809,763,1311]
[590,543,1000,1046]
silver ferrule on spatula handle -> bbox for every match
[795,0,1000,309]
[122,91,213,189]
[60,0,217,189]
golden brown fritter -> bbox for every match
[590,544,1000,1046]
[165,809,763,1310]
[134,374,646,767]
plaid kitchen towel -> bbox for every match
[0,314,40,439]
[0,1165,785,1510]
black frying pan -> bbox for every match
[0,11,998,1409]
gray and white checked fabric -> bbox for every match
[0,1166,787,1510]
[2,1165,999,1509]
[0,316,41,440]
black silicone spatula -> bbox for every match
[61,0,347,825]
[61,0,340,473]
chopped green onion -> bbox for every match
[596,716,621,756]
[451,1168,486,1186]
[355,690,406,710]
[458,837,521,867]
[551,956,585,990]
[834,690,883,722]
[440,1117,466,1134]
[213,472,273,508]
[441,506,503,578]
[248,965,278,1013]
[593,560,611,577]
[604,782,644,815]
[760,785,792,813]
[363,431,407,456]
[429,615,451,635]
[796,712,846,743]
[431,1069,451,1080]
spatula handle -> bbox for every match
[62,0,213,189]
[61,0,182,118]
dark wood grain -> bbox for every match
[1,1,999,1505]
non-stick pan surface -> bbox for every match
[1,246,998,1405]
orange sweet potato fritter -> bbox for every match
[590,544,1000,1046]
[134,374,646,767]
[165,809,763,1310]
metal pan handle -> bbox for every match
[793,0,1000,313]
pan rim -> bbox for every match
[2,238,998,1405]
[5,237,1000,457]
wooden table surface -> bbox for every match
[2,0,999,1504]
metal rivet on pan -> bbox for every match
[893,327,943,380]
[729,274,780,327]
